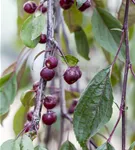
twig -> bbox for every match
[131,0,135,4]
[89,140,97,149]
[129,63,135,78]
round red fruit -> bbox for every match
[23,1,37,14]
[39,34,47,43]
[78,0,91,12]
[59,0,74,10]
[40,67,55,81]
[45,56,58,69]
[27,111,33,121]
[42,111,57,125]
[38,4,47,13]
[43,95,57,109]
[63,66,82,84]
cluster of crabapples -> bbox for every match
[23,0,91,14]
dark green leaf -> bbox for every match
[13,105,28,135]
[96,142,115,150]
[0,74,17,116]
[21,90,35,107]
[118,0,135,27]
[91,8,125,61]
[34,145,47,150]
[63,5,83,32]
[60,141,76,150]
[32,14,45,40]
[62,55,79,66]
[73,67,113,149]
[129,141,135,150]
[0,135,34,150]
[20,15,40,48]
[75,27,90,60]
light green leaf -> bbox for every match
[75,27,90,60]
[0,74,17,116]
[73,67,113,149]
[96,143,115,150]
[118,0,135,27]
[60,141,76,150]
[63,5,83,32]
[129,141,135,150]
[20,15,40,48]
[21,90,35,107]
[0,135,34,150]
[93,0,106,8]
[31,14,45,40]
[34,145,47,150]
[91,8,125,61]
[62,55,79,66]
[13,105,28,135]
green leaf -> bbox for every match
[76,0,88,9]
[96,143,115,150]
[75,27,90,60]
[21,90,35,107]
[0,135,34,150]
[63,5,83,32]
[93,0,106,8]
[13,105,28,135]
[91,8,125,61]
[62,55,79,66]
[0,74,17,116]
[129,141,135,150]
[60,141,76,150]
[34,145,47,150]
[118,0,135,27]
[20,15,40,48]
[31,14,45,40]
[73,67,113,149]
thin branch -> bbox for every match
[129,63,135,78]
[131,0,135,4]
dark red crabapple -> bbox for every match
[42,111,57,125]
[39,34,47,43]
[23,1,37,14]
[78,0,91,11]
[27,111,33,121]
[45,56,58,69]
[63,66,82,84]
[59,0,74,10]
[40,67,55,81]
[43,95,57,109]
[33,81,39,91]
[38,4,47,13]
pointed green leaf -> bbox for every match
[93,0,106,8]
[0,135,34,150]
[60,141,76,150]
[63,5,83,32]
[96,142,115,150]
[20,15,40,48]
[129,141,135,150]
[31,14,45,40]
[91,8,125,61]
[0,74,17,116]
[21,90,35,107]
[73,67,113,149]
[34,145,47,150]
[61,55,79,66]
[13,105,28,135]
[75,27,90,60]
[118,0,135,27]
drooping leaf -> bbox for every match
[0,74,17,116]
[93,0,106,8]
[20,15,40,48]
[118,0,135,27]
[60,141,77,150]
[21,90,35,107]
[96,142,115,150]
[31,14,45,40]
[75,27,90,60]
[13,105,28,135]
[129,141,135,150]
[34,145,47,150]
[91,8,125,61]
[0,135,34,150]
[73,67,113,149]
[63,5,83,32]
[61,55,79,66]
